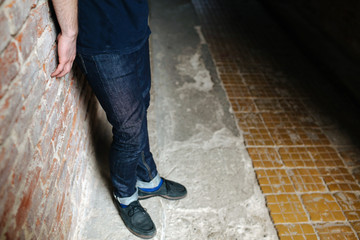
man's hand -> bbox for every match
[51,32,77,78]
[51,0,78,78]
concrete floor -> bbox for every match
[74,0,360,239]
[74,0,277,239]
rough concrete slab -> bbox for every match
[74,0,277,239]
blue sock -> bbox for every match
[120,203,128,208]
[139,178,163,192]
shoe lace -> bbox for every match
[128,205,147,217]
[165,179,171,191]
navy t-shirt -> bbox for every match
[77,0,150,54]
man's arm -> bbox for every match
[51,0,78,78]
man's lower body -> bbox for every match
[77,41,186,239]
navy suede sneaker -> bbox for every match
[138,178,187,200]
[113,198,156,239]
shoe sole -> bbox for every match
[138,193,187,200]
[121,219,156,240]
[113,198,156,239]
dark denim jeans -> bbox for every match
[77,41,158,203]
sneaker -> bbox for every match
[113,198,156,239]
[138,178,187,200]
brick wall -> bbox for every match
[0,0,101,239]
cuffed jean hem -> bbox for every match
[136,173,161,189]
[114,189,138,206]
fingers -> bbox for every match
[51,33,77,78]
[51,57,75,78]
[58,63,72,77]
[51,63,73,77]
[61,64,72,76]
[51,63,64,77]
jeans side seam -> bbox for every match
[77,54,88,74]
[136,48,153,181]
[141,151,153,180]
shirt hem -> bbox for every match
[77,34,149,55]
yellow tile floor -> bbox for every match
[192,0,360,239]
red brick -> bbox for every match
[15,165,41,231]
[25,181,46,235]
[49,223,65,240]
[64,215,73,239]
[51,93,75,148]
[58,201,72,238]
[36,26,56,63]
[70,166,83,203]
[42,74,61,116]
[40,157,59,187]
[0,8,11,52]
[57,122,73,159]
[51,120,65,153]
[69,75,83,106]
[71,150,87,188]
[58,106,79,158]
[11,139,36,188]
[32,2,50,38]
[55,193,65,223]
[42,100,60,134]
[0,83,23,145]
[38,127,55,163]
[38,226,51,240]
[0,138,18,193]
[70,130,80,156]
[27,75,50,146]
[4,0,35,35]
[0,185,16,233]
[44,49,58,78]
[4,229,17,240]
[29,109,48,149]
[62,134,79,172]
[24,74,60,151]
[18,226,34,240]
[0,41,21,98]
[18,53,41,99]
[15,12,37,61]
[42,169,57,199]
[42,184,59,228]
[56,158,68,187]
[14,73,46,144]
[46,95,63,127]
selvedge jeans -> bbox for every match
[77,41,159,204]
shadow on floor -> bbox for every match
[194,0,360,148]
